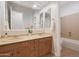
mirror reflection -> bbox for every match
[40,13,43,28]
[7,2,34,30]
[6,2,52,35]
[45,8,51,28]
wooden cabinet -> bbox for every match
[14,41,31,57]
[0,44,15,56]
[38,37,52,56]
[0,36,53,57]
[34,40,39,56]
[28,40,39,57]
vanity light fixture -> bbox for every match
[33,5,37,8]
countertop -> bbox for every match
[0,33,52,46]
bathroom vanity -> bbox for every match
[0,33,54,57]
[0,1,60,57]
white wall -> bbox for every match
[51,3,61,56]
[60,2,79,17]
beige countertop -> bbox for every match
[0,33,52,46]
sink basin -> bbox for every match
[16,36,26,39]
[0,39,10,42]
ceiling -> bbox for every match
[59,1,75,8]
[12,1,52,10]
[11,1,73,11]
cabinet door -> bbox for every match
[14,41,31,57]
[38,37,52,56]
[14,40,37,57]
[27,40,35,57]
[0,45,15,57]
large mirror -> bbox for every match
[11,9,25,30]
[6,1,46,36]
[5,2,52,35]
[32,16,36,29]
[44,8,51,28]
[40,13,43,28]
[7,2,34,31]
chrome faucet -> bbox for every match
[0,33,8,39]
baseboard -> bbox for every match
[61,37,79,52]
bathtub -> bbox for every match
[61,37,79,52]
